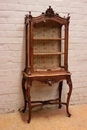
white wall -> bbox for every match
[0,0,87,113]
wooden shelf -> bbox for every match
[34,52,64,55]
[33,38,65,41]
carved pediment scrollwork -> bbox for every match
[42,6,59,17]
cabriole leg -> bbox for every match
[27,82,31,123]
[22,75,27,113]
[66,76,72,117]
[58,81,63,108]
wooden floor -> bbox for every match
[0,104,87,130]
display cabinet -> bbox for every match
[22,6,72,123]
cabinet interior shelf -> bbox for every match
[34,52,64,55]
[33,38,65,41]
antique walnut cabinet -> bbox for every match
[22,6,72,123]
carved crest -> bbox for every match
[45,6,55,17]
[42,6,58,17]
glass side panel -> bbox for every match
[60,25,65,67]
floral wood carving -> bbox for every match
[42,6,59,17]
[45,78,55,86]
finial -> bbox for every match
[68,13,70,17]
[29,11,32,19]
[29,11,31,15]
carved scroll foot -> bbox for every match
[27,120,30,123]
[68,113,71,117]
[66,76,72,117]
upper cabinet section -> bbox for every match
[24,6,70,72]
